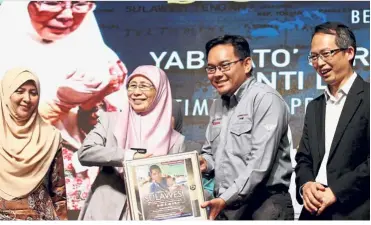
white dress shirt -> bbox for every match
[315,72,357,185]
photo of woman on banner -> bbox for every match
[0,68,66,220]
[0,1,128,211]
[77,65,186,220]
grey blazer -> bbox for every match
[77,112,185,220]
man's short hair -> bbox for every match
[205,34,251,59]
[205,34,253,74]
[149,165,161,174]
[312,22,357,65]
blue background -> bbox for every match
[94,1,370,148]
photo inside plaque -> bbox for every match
[132,158,197,220]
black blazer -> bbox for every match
[295,75,370,220]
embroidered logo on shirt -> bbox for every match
[212,118,222,126]
[237,114,249,120]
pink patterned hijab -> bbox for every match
[114,65,180,156]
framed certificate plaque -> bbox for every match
[124,151,207,220]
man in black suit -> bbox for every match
[295,22,370,220]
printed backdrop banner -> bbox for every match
[95,1,370,149]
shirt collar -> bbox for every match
[324,72,357,102]
[221,76,256,103]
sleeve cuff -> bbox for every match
[124,149,137,162]
[72,151,88,173]
[219,183,242,206]
[115,150,137,179]
[299,185,304,200]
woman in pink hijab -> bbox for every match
[77,65,185,220]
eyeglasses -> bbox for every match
[308,48,348,64]
[205,59,244,74]
[36,1,96,13]
[127,84,154,92]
